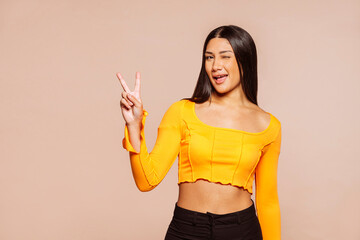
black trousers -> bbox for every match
[164,199,263,240]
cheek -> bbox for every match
[205,64,212,76]
[229,63,240,79]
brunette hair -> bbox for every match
[182,25,258,105]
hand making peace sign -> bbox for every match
[117,72,143,126]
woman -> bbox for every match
[117,25,282,240]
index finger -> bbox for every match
[116,72,131,93]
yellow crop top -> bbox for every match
[122,99,282,240]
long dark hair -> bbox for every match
[182,25,258,105]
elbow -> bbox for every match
[136,182,157,192]
[132,168,162,192]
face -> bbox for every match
[204,38,242,95]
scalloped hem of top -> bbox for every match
[177,177,253,195]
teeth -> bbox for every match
[215,75,227,79]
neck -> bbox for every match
[210,88,251,108]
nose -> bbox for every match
[212,58,223,71]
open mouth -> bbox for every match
[213,74,228,83]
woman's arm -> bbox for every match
[122,101,183,192]
[255,126,282,240]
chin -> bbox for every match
[212,88,229,95]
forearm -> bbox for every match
[256,197,281,239]
[122,101,184,192]
[123,118,155,191]
[123,110,167,191]
[255,126,282,239]
[125,122,141,153]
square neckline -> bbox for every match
[189,100,273,135]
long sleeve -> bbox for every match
[122,100,183,192]
[255,126,282,240]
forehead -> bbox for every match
[205,38,233,52]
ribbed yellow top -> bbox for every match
[123,99,282,240]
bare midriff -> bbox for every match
[177,179,253,214]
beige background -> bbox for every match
[1,0,359,239]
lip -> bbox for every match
[213,74,227,84]
[212,73,228,78]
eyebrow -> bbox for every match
[205,50,233,54]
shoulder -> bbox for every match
[254,104,281,124]
[161,99,188,121]
[252,107,281,141]
[251,106,281,128]
[166,99,188,112]
[266,111,281,141]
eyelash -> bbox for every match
[205,56,230,60]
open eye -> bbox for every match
[205,56,213,60]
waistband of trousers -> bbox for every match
[173,199,256,226]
